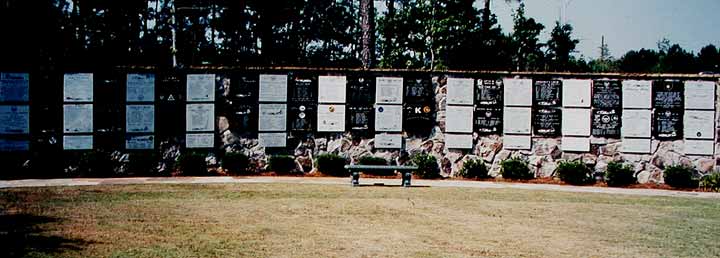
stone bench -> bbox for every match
[344,165,418,187]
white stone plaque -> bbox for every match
[562,108,591,136]
[185,104,214,132]
[258,132,287,147]
[0,105,29,134]
[258,104,287,131]
[186,133,214,148]
[125,135,154,150]
[375,77,403,104]
[684,140,714,156]
[445,134,473,149]
[503,135,531,150]
[375,133,403,149]
[621,138,651,154]
[503,78,532,106]
[446,105,474,133]
[317,104,346,132]
[562,79,591,107]
[259,74,288,102]
[318,76,346,103]
[63,73,93,102]
[622,80,652,109]
[621,109,651,138]
[684,81,715,110]
[63,104,93,133]
[126,105,155,133]
[0,73,29,102]
[63,135,93,150]
[0,138,29,151]
[126,73,155,102]
[186,74,215,102]
[562,137,590,152]
[447,78,474,105]
[684,110,714,140]
[503,107,531,134]
[375,105,402,132]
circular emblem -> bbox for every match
[601,115,611,123]
[329,106,335,112]
[299,105,306,111]
[697,132,702,137]
[299,112,306,118]
[485,111,492,117]
[423,106,431,113]
[378,107,384,112]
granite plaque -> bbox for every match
[503,107,531,134]
[375,77,403,104]
[375,133,403,149]
[375,105,402,132]
[562,137,590,152]
[474,107,502,134]
[504,135,531,150]
[591,109,621,137]
[562,79,591,107]
[318,76,346,103]
[125,135,154,150]
[258,104,287,131]
[0,73,29,102]
[622,109,651,138]
[317,104,345,132]
[446,106,474,133]
[0,105,29,134]
[258,132,287,148]
[63,104,93,133]
[503,78,532,106]
[289,104,315,132]
[348,76,374,104]
[562,108,591,136]
[533,80,562,107]
[258,74,288,102]
[186,104,214,132]
[533,108,561,136]
[404,77,433,103]
[186,74,215,102]
[621,138,651,154]
[348,106,373,131]
[684,81,715,110]
[290,77,316,103]
[653,109,682,140]
[126,105,155,133]
[447,78,474,105]
[64,73,93,102]
[653,80,683,109]
[126,73,155,102]
[592,80,621,109]
[445,134,473,149]
[622,80,652,109]
[63,135,93,150]
[684,110,714,139]
[476,79,503,106]
[684,140,714,155]
[186,133,214,148]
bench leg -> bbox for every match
[402,172,412,187]
[351,171,359,187]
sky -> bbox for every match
[489,0,720,59]
[376,0,720,60]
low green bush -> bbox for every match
[604,162,636,187]
[127,152,158,176]
[700,173,720,192]
[357,156,393,176]
[78,151,115,177]
[457,159,490,179]
[316,153,348,177]
[411,153,441,179]
[663,165,698,188]
[500,157,533,180]
[555,160,594,185]
[267,155,297,175]
[222,152,251,175]
[178,151,208,176]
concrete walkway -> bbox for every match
[1,176,719,199]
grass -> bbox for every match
[1,183,719,258]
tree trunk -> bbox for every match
[360,0,375,69]
[482,0,491,34]
[382,0,395,66]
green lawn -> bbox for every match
[1,183,719,258]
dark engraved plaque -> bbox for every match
[347,76,375,104]
[290,76,317,103]
[591,109,621,137]
[592,80,622,109]
[404,76,433,103]
[475,79,503,106]
[347,106,374,131]
[474,107,502,134]
[533,108,562,136]
[232,75,258,132]
[653,109,683,140]
[403,103,435,135]
[289,104,315,132]
[156,73,184,137]
[533,80,562,107]
[653,80,683,109]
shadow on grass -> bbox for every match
[356,183,430,188]
[0,213,94,257]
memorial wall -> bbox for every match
[1,70,719,183]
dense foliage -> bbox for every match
[663,165,698,188]
[267,155,298,175]
[411,153,441,179]
[500,157,533,180]
[555,160,594,185]
[457,159,490,179]
[315,153,348,177]
[700,173,720,192]
[222,152,251,175]
[1,1,714,73]
[178,151,208,176]
[604,162,636,187]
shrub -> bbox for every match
[357,156,393,176]
[127,152,158,176]
[555,160,594,185]
[457,159,490,179]
[316,153,348,177]
[699,173,720,192]
[178,151,208,176]
[604,162,636,187]
[78,151,115,177]
[411,153,441,179]
[500,157,533,180]
[267,155,297,175]
[222,152,250,175]
[663,165,698,188]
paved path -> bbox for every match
[1,176,719,199]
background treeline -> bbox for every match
[0,0,717,73]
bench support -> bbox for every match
[402,171,412,187]
[351,171,360,187]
